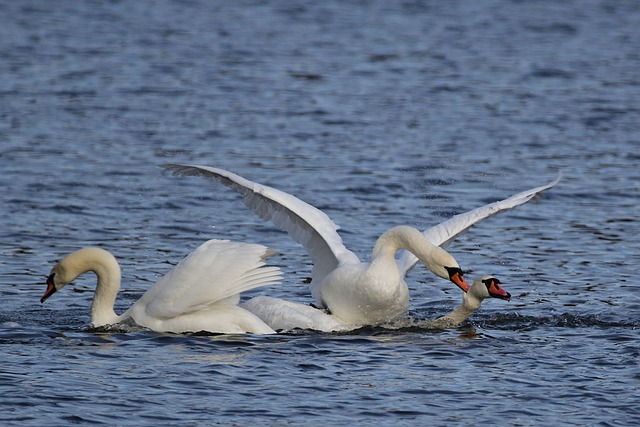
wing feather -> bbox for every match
[163,164,360,288]
[134,240,282,319]
[397,173,561,276]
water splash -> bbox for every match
[477,312,637,330]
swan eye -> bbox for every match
[483,277,507,293]
[444,266,465,279]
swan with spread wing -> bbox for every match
[41,240,282,334]
[165,164,559,327]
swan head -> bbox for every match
[41,260,75,303]
[410,233,471,293]
[442,265,470,293]
[424,248,470,292]
[469,275,511,301]
[41,247,119,303]
[373,225,470,292]
[426,245,470,292]
[41,272,61,303]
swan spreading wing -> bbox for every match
[164,164,560,297]
[396,173,562,276]
[132,239,282,319]
[163,164,360,287]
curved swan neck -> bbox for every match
[91,269,121,327]
[434,283,488,327]
[438,293,482,326]
[371,226,452,279]
[372,226,432,258]
[58,248,122,326]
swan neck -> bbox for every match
[435,292,483,327]
[372,226,432,259]
[372,226,445,274]
[91,266,121,326]
[66,248,122,326]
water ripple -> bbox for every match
[2,0,640,425]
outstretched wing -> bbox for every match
[397,173,561,276]
[134,240,282,319]
[163,164,361,288]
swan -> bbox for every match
[425,275,511,329]
[40,239,282,334]
[241,275,510,332]
[164,164,559,325]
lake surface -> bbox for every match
[1,0,639,425]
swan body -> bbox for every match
[164,164,559,326]
[241,296,354,332]
[319,225,462,324]
[242,275,510,333]
[41,240,282,334]
[427,275,511,328]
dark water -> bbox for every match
[1,0,639,425]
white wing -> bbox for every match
[164,164,361,286]
[131,239,282,319]
[397,173,562,276]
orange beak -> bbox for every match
[41,273,57,303]
[488,281,511,301]
[450,270,471,293]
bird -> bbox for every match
[425,275,511,329]
[241,275,511,332]
[164,164,559,326]
[40,239,282,334]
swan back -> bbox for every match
[241,296,354,332]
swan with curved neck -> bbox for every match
[319,225,464,324]
[164,164,558,326]
[41,240,282,334]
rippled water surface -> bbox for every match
[1,0,639,425]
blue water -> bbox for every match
[1,0,639,425]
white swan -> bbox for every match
[241,275,510,332]
[425,275,511,329]
[164,164,559,325]
[41,239,282,334]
